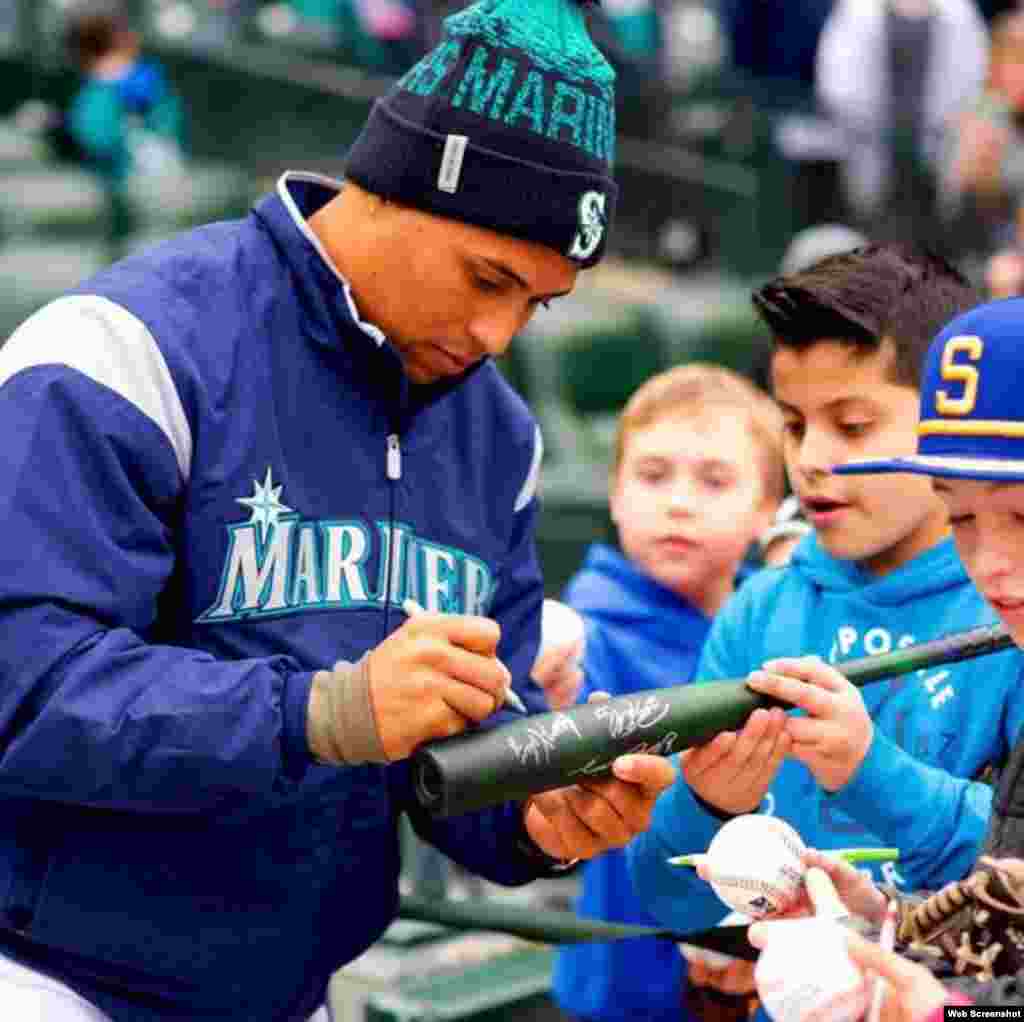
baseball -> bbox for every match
[755,918,867,1022]
[705,815,806,918]
[539,598,585,664]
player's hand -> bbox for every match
[682,953,757,995]
[363,611,511,761]
[745,656,873,792]
[530,637,584,710]
[681,706,790,815]
[523,693,677,860]
[844,931,951,1022]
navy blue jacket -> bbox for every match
[0,172,554,1021]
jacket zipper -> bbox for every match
[383,432,401,637]
[386,433,401,482]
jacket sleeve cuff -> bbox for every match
[829,729,918,820]
[651,773,731,864]
[626,773,738,932]
[692,788,742,823]
[282,670,317,779]
[511,801,582,877]
[827,728,967,854]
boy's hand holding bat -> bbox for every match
[747,655,875,793]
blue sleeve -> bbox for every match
[827,660,1024,891]
[627,588,758,929]
[0,305,316,811]
[828,730,991,889]
[406,792,557,887]
[627,773,737,932]
[694,583,759,684]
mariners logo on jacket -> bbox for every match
[197,467,495,622]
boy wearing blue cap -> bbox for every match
[627,245,1024,1004]
[0,0,677,1018]
[838,296,1024,868]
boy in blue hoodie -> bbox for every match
[745,296,1024,1022]
[627,244,1024,999]
[549,364,786,1022]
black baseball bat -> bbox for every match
[411,622,1013,818]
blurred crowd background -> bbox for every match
[10,0,1024,602]
[2,2,1023,1018]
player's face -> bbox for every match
[368,209,577,385]
[609,410,775,615]
[771,339,949,576]
[934,478,1024,646]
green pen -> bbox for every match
[667,847,900,868]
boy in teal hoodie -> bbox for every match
[627,244,1024,998]
[549,364,785,1022]
[64,3,186,187]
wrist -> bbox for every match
[306,654,386,765]
[822,727,873,794]
[516,799,581,874]
[691,787,754,820]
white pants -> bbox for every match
[0,951,332,1021]
[0,952,112,1021]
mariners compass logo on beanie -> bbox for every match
[344,0,618,267]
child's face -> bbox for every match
[992,49,1024,111]
[772,340,949,575]
[610,409,774,615]
[934,478,1024,645]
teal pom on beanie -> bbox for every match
[344,0,618,267]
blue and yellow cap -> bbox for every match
[836,297,1024,481]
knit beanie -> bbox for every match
[344,0,617,268]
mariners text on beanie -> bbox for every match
[344,0,618,268]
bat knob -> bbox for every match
[413,757,444,810]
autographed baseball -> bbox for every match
[706,815,806,918]
[755,918,867,1022]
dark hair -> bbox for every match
[64,2,130,66]
[751,243,978,388]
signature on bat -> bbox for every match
[506,714,583,766]
[569,732,680,777]
[594,695,670,739]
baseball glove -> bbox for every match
[893,856,1024,984]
